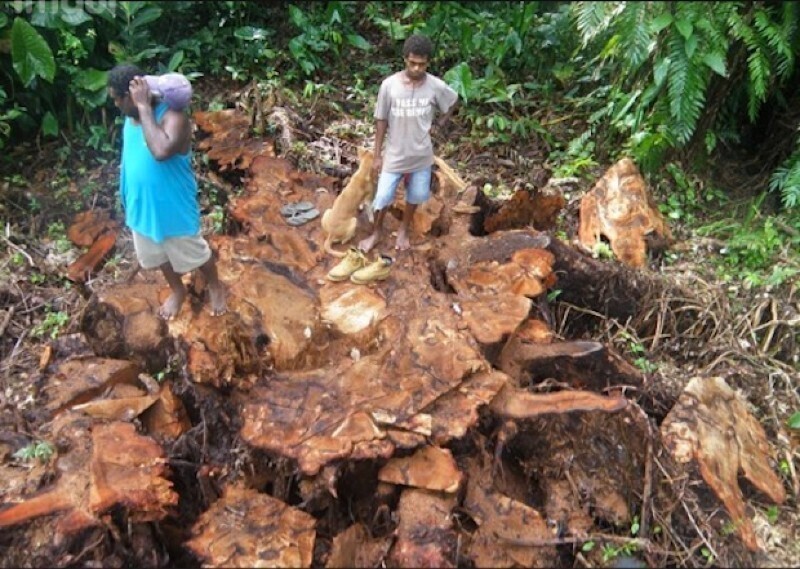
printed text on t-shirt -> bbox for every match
[391,97,430,117]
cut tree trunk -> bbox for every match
[185,484,316,568]
[0,421,177,537]
[14,108,778,567]
[577,157,672,268]
[661,376,787,551]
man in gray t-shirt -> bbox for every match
[359,34,459,252]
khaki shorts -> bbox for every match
[132,231,212,274]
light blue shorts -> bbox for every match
[373,166,432,211]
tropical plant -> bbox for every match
[571,2,800,209]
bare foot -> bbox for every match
[395,230,411,251]
[208,282,227,316]
[158,290,186,320]
[359,232,380,253]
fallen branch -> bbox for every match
[495,531,656,553]
[0,306,14,339]
[639,435,654,537]
[1,234,35,267]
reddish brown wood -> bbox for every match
[66,229,118,283]
[67,210,119,248]
[578,158,671,267]
[661,376,787,551]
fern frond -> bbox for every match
[753,7,794,79]
[769,145,800,209]
[728,7,773,122]
[769,149,800,209]
[746,48,770,120]
[666,33,707,144]
[573,1,624,45]
[619,2,653,70]
[693,5,732,56]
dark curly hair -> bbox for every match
[107,63,144,95]
[403,34,433,59]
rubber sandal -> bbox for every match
[285,208,320,226]
[280,201,315,217]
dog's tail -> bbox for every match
[324,235,347,258]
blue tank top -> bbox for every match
[120,102,200,243]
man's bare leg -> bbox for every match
[359,208,387,253]
[158,262,187,320]
[198,256,227,316]
[396,202,418,251]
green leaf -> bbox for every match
[11,18,55,86]
[582,541,596,552]
[345,34,371,51]
[234,26,270,41]
[288,5,307,28]
[59,6,92,26]
[0,13,8,28]
[74,68,107,91]
[702,52,727,76]
[30,10,61,29]
[444,62,473,103]
[130,5,163,29]
[675,19,693,39]
[788,412,800,430]
[650,13,673,34]
[41,111,58,136]
[684,35,698,59]
[167,50,184,72]
[402,2,421,19]
[653,57,671,87]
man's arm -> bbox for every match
[373,118,388,174]
[129,76,190,161]
[432,99,459,143]
[436,99,460,130]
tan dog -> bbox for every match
[321,147,375,257]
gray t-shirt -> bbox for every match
[375,71,458,173]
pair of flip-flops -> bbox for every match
[281,201,319,226]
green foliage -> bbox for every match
[618,331,658,373]
[570,0,800,197]
[591,241,614,260]
[769,147,800,209]
[208,206,225,234]
[46,221,72,253]
[652,162,728,230]
[285,2,371,79]
[10,251,25,267]
[601,541,638,563]
[549,130,598,178]
[13,440,54,463]
[697,194,800,289]
[764,505,779,525]
[32,308,69,339]
[700,547,715,564]
[789,412,800,430]
[11,17,56,86]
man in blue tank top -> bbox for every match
[107,64,226,319]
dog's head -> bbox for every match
[356,147,375,181]
[357,147,374,163]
